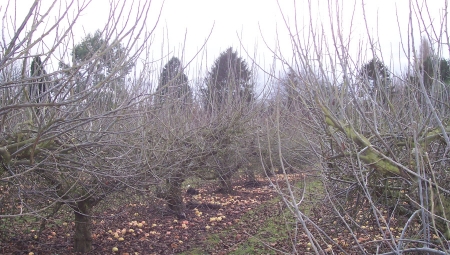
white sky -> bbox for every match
[4,0,449,85]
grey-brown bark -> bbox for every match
[72,198,96,253]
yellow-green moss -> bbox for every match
[359,150,400,175]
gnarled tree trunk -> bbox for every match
[218,167,235,194]
[157,173,186,218]
[72,199,95,253]
[166,177,185,217]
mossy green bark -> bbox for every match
[318,99,400,176]
[318,97,450,239]
[431,187,450,239]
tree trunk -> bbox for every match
[73,199,94,253]
[246,167,256,183]
[244,166,260,187]
[219,178,234,193]
[218,169,234,194]
[157,174,185,218]
[166,177,185,217]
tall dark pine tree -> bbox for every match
[203,47,254,113]
[281,67,301,110]
[56,31,132,109]
[360,58,391,95]
[73,30,133,84]
[421,56,450,91]
[30,56,48,103]
[63,30,133,96]
[156,57,191,107]
[409,38,450,97]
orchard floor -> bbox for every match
[2,173,444,254]
[1,174,303,255]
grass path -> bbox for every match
[183,175,324,255]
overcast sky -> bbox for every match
[6,0,449,83]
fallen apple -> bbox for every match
[112,247,119,252]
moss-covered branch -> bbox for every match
[420,125,450,146]
[317,98,401,176]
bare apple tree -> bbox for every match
[145,53,259,217]
[260,0,450,254]
[0,0,161,252]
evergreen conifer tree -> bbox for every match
[30,56,48,103]
[359,58,391,96]
[203,47,254,113]
[156,57,191,107]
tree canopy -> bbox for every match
[155,57,191,107]
[359,58,391,96]
[66,30,134,90]
[421,56,450,89]
[203,47,254,113]
[29,56,49,103]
